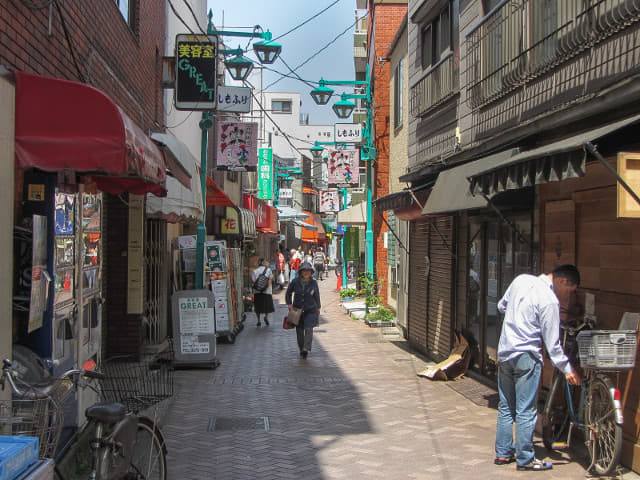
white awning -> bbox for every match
[277,205,309,221]
[147,133,203,223]
[337,202,367,225]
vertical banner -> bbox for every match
[216,122,258,171]
[328,149,360,186]
[175,34,217,110]
[319,190,339,213]
[258,148,273,200]
[345,227,360,261]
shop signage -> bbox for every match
[279,188,293,199]
[334,123,362,143]
[175,34,217,110]
[328,149,359,186]
[345,227,360,261]
[171,290,216,362]
[216,122,258,171]
[217,86,252,113]
[319,190,339,213]
[258,148,273,199]
[221,207,239,234]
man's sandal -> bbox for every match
[516,459,553,471]
[494,456,515,465]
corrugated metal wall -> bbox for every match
[407,218,429,353]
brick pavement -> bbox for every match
[163,280,637,480]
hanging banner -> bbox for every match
[258,148,273,199]
[334,123,363,143]
[221,207,239,234]
[319,190,339,213]
[328,149,359,186]
[216,122,258,171]
[175,34,217,110]
[345,227,360,261]
[217,86,252,113]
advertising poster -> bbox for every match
[319,190,340,213]
[216,122,258,171]
[328,149,359,186]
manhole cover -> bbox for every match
[208,417,270,432]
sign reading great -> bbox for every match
[175,34,217,110]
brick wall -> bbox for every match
[370,2,407,303]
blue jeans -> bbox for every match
[495,352,541,466]
[290,270,298,282]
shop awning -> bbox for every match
[206,176,235,207]
[375,184,433,220]
[295,220,318,230]
[13,70,166,196]
[422,150,519,215]
[303,186,319,195]
[337,202,367,225]
[151,133,193,189]
[146,133,203,224]
[277,205,309,221]
[468,114,640,197]
[301,210,320,243]
[310,213,326,237]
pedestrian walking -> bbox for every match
[313,247,326,281]
[276,249,286,290]
[251,258,274,327]
[494,264,581,471]
[285,262,321,359]
[290,248,301,282]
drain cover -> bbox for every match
[208,417,270,432]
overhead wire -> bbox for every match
[271,0,342,42]
[53,0,85,83]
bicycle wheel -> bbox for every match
[587,376,622,475]
[541,373,570,450]
[124,417,167,480]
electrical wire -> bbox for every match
[272,0,342,42]
[181,0,209,37]
[53,0,85,83]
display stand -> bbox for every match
[171,289,218,367]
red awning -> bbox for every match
[303,186,319,195]
[13,70,166,196]
[206,176,235,207]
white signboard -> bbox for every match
[334,123,362,143]
[180,336,210,354]
[179,296,215,335]
[217,86,252,113]
[279,188,293,199]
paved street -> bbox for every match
[163,280,633,480]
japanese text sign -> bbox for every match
[216,122,258,171]
[334,123,362,143]
[217,86,252,113]
[319,190,339,213]
[221,207,239,234]
[328,149,359,186]
[258,148,273,199]
[175,34,217,110]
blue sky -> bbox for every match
[206,0,356,125]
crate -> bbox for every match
[577,330,638,370]
[0,436,38,480]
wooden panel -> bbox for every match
[544,199,575,233]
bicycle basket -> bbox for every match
[577,330,638,370]
[0,382,72,459]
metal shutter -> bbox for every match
[387,211,397,266]
[407,218,430,354]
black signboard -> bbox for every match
[175,34,217,110]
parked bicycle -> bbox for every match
[540,314,638,475]
[1,356,168,480]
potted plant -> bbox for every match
[365,306,396,327]
[358,273,380,308]
[338,287,358,302]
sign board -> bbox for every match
[319,190,339,212]
[216,122,258,171]
[217,86,252,113]
[258,148,273,199]
[279,188,293,199]
[175,34,217,110]
[171,290,217,365]
[334,123,363,143]
[221,207,240,234]
[345,227,360,261]
[328,149,360,186]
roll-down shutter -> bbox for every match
[407,218,430,354]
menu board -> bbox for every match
[171,290,217,365]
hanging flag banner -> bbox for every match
[328,149,359,186]
[319,190,339,213]
[216,122,258,171]
[258,148,273,199]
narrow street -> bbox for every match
[162,281,610,480]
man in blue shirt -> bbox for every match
[494,264,581,471]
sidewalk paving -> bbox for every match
[163,280,637,480]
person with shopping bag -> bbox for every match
[285,262,321,359]
[251,258,275,327]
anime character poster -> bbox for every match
[319,190,340,213]
[216,122,258,171]
[327,149,359,186]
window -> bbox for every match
[393,58,404,129]
[421,2,453,69]
[272,100,292,113]
[114,0,135,26]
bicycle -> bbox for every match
[540,315,638,475]
[1,357,168,480]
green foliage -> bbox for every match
[339,287,358,298]
[365,306,395,323]
[358,273,380,307]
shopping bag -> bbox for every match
[277,272,285,285]
[282,317,295,329]
[287,307,302,326]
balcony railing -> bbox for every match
[410,52,456,117]
[467,0,640,109]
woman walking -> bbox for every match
[252,258,274,327]
[285,262,321,358]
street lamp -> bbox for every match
[310,144,324,162]
[310,80,334,105]
[332,94,357,119]
[252,32,282,64]
[224,50,254,81]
